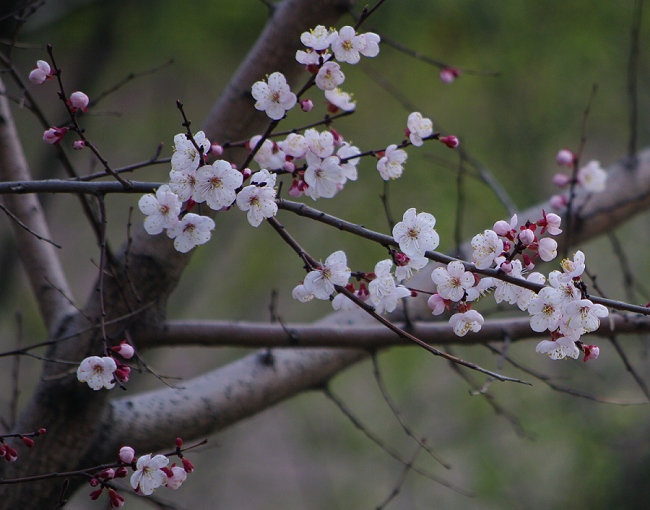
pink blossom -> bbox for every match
[43,126,68,145]
[315,61,345,91]
[582,344,600,362]
[556,149,575,167]
[439,67,460,83]
[119,446,135,464]
[69,91,89,112]
[29,60,52,84]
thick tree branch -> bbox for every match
[0,77,75,334]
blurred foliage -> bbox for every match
[1,0,650,509]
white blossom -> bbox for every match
[166,213,215,253]
[236,170,278,227]
[171,132,209,174]
[407,112,433,147]
[303,251,351,300]
[251,72,297,120]
[193,160,243,210]
[577,160,607,192]
[325,88,356,112]
[392,208,439,257]
[315,61,345,91]
[449,310,484,336]
[130,454,169,495]
[377,144,407,180]
[77,356,117,391]
[471,229,504,269]
[431,261,475,302]
[138,185,182,235]
[368,260,411,314]
[301,25,337,51]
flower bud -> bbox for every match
[210,143,224,157]
[583,344,600,362]
[73,140,86,150]
[439,67,460,84]
[108,488,125,508]
[518,228,535,246]
[89,488,103,500]
[111,340,134,359]
[20,436,34,448]
[552,173,572,187]
[549,194,568,209]
[182,457,195,473]
[299,99,314,112]
[556,149,575,167]
[29,60,52,85]
[69,91,89,112]
[118,446,135,464]
[43,127,68,145]
[439,135,459,148]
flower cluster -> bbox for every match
[88,440,194,507]
[76,340,135,391]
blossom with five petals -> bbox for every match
[251,72,297,120]
[392,208,439,257]
[130,454,169,495]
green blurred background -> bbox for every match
[2,0,650,508]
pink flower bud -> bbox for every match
[111,340,134,359]
[72,140,86,150]
[20,436,34,448]
[210,143,224,156]
[43,127,68,145]
[439,67,460,84]
[518,228,535,246]
[118,446,135,464]
[182,457,195,473]
[552,173,572,187]
[493,220,511,237]
[99,468,115,479]
[108,489,125,508]
[439,135,459,148]
[3,445,18,462]
[69,91,89,112]
[549,194,568,209]
[115,467,128,478]
[556,149,575,167]
[89,488,103,500]
[175,437,184,448]
[288,179,304,198]
[114,364,130,383]
[583,344,600,362]
[89,478,99,487]
[299,99,314,112]
[330,127,344,147]
[29,60,52,85]
[38,428,46,435]
[242,168,253,181]
[283,160,296,173]
[499,260,513,273]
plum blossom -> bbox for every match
[406,112,433,147]
[138,185,182,235]
[337,143,361,181]
[296,48,321,66]
[252,72,297,120]
[130,454,169,495]
[427,293,449,315]
[377,144,407,180]
[171,132,210,174]
[292,284,315,303]
[563,299,608,333]
[111,340,135,359]
[332,283,368,311]
[43,126,68,145]
[236,170,278,227]
[325,88,356,112]
[515,271,545,311]
[194,160,243,210]
[332,26,367,64]
[360,32,380,57]
[77,356,117,391]
[303,250,351,300]
[493,260,524,305]
[279,133,309,158]
[249,136,287,169]
[560,250,585,278]
[449,310,484,336]
[536,334,580,360]
[527,287,563,332]
[392,208,439,257]
[29,60,52,84]
[368,260,412,314]
[304,129,335,158]
[394,253,429,282]
[67,91,89,113]
[577,160,607,192]
[537,210,562,235]
[168,169,197,202]
[304,153,345,199]
[471,229,504,269]
[431,261,475,302]
[301,25,337,50]
[315,61,345,91]
[537,237,558,262]
[166,213,215,253]
[165,465,188,490]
